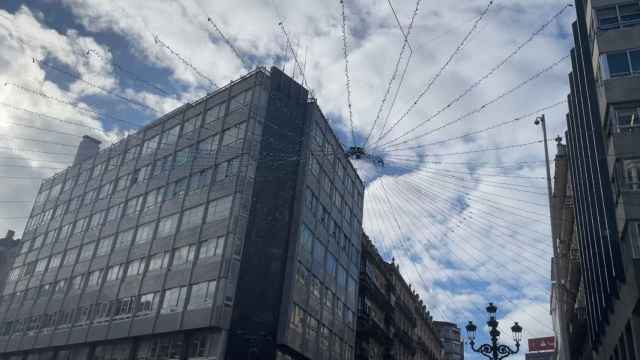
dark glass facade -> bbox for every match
[0,67,364,360]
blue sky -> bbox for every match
[0,0,576,357]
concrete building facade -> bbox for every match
[561,0,640,358]
[0,67,364,360]
[432,322,462,360]
[355,234,443,360]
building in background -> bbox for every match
[355,234,443,360]
[0,67,365,360]
[0,231,19,298]
[432,321,463,360]
[549,141,588,360]
[562,0,640,358]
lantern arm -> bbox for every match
[496,343,520,360]
[469,342,494,360]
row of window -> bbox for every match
[10,195,233,282]
[599,48,640,79]
[595,3,640,31]
[298,225,357,305]
[27,121,247,233]
[34,85,254,208]
[0,279,217,337]
[288,303,354,360]
[0,330,217,360]
[4,236,225,310]
[308,153,362,212]
[304,187,359,266]
[22,158,237,254]
[294,261,356,329]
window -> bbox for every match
[161,286,187,313]
[188,280,217,309]
[611,104,640,132]
[299,225,313,266]
[106,264,124,282]
[180,205,205,231]
[144,187,164,210]
[63,247,78,266]
[215,158,240,181]
[96,236,114,256]
[196,135,219,159]
[106,203,123,223]
[221,123,246,146]
[72,217,88,234]
[175,146,194,169]
[199,236,225,259]
[157,214,179,238]
[597,4,640,30]
[115,229,134,249]
[115,174,130,192]
[131,165,151,185]
[289,304,304,335]
[183,115,200,135]
[137,292,159,316]
[602,49,640,78]
[89,210,105,230]
[126,258,145,277]
[153,155,174,176]
[625,160,640,190]
[148,252,170,271]
[92,162,105,178]
[135,223,155,245]
[124,145,140,163]
[312,241,325,276]
[172,245,196,268]
[49,253,62,269]
[107,154,122,171]
[189,169,212,193]
[79,242,96,261]
[309,155,320,176]
[124,196,143,217]
[114,296,136,318]
[167,178,188,200]
[34,258,48,273]
[161,126,180,147]
[204,103,224,127]
[231,89,253,111]
[98,182,113,199]
[70,274,85,290]
[82,190,97,207]
[206,195,233,222]
[325,253,337,283]
[87,269,103,288]
[142,135,159,155]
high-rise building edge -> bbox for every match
[551,0,640,358]
[0,67,366,360]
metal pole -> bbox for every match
[537,114,557,258]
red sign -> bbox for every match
[528,337,556,352]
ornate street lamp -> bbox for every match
[465,303,523,360]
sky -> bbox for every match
[0,0,576,357]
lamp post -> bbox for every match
[465,303,523,360]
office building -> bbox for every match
[355,234,443,360]
[562,0,640,358]
[432,322,462,360]
[0,66,365,360]
[0,231,19,299]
